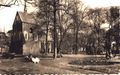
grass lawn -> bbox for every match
[0,54,119,74]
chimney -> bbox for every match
[24,0,27,12]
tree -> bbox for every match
[87,8,107,55]
[66,0,88,54]
[37,0,59,58]
[51,0,89,54]
[36,0,51,55]
[105,7,120,58]
[0,0,18,7]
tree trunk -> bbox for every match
[53,0,57,58]
[45,0,49,55]
[75,25,79,54]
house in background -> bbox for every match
[0,32,8,53]
[9,11,53,55]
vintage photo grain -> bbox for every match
[0,0,119,74]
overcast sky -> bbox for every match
[81,0,120,8]
[0,0,120,33]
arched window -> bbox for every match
[24,31,28,41]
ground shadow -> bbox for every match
[69,57,120,65]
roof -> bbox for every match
[0,8,36,33]
[18,12,36,24]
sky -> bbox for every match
[0,0,120,33]
[81,0,120,8]
[0,6,24,33]
[0,7,15,33]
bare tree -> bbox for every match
[36,0,59,58]
[105,7,120,58]
[37,0,90,57]
[64,0,88,54]
[87,8,107,55]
